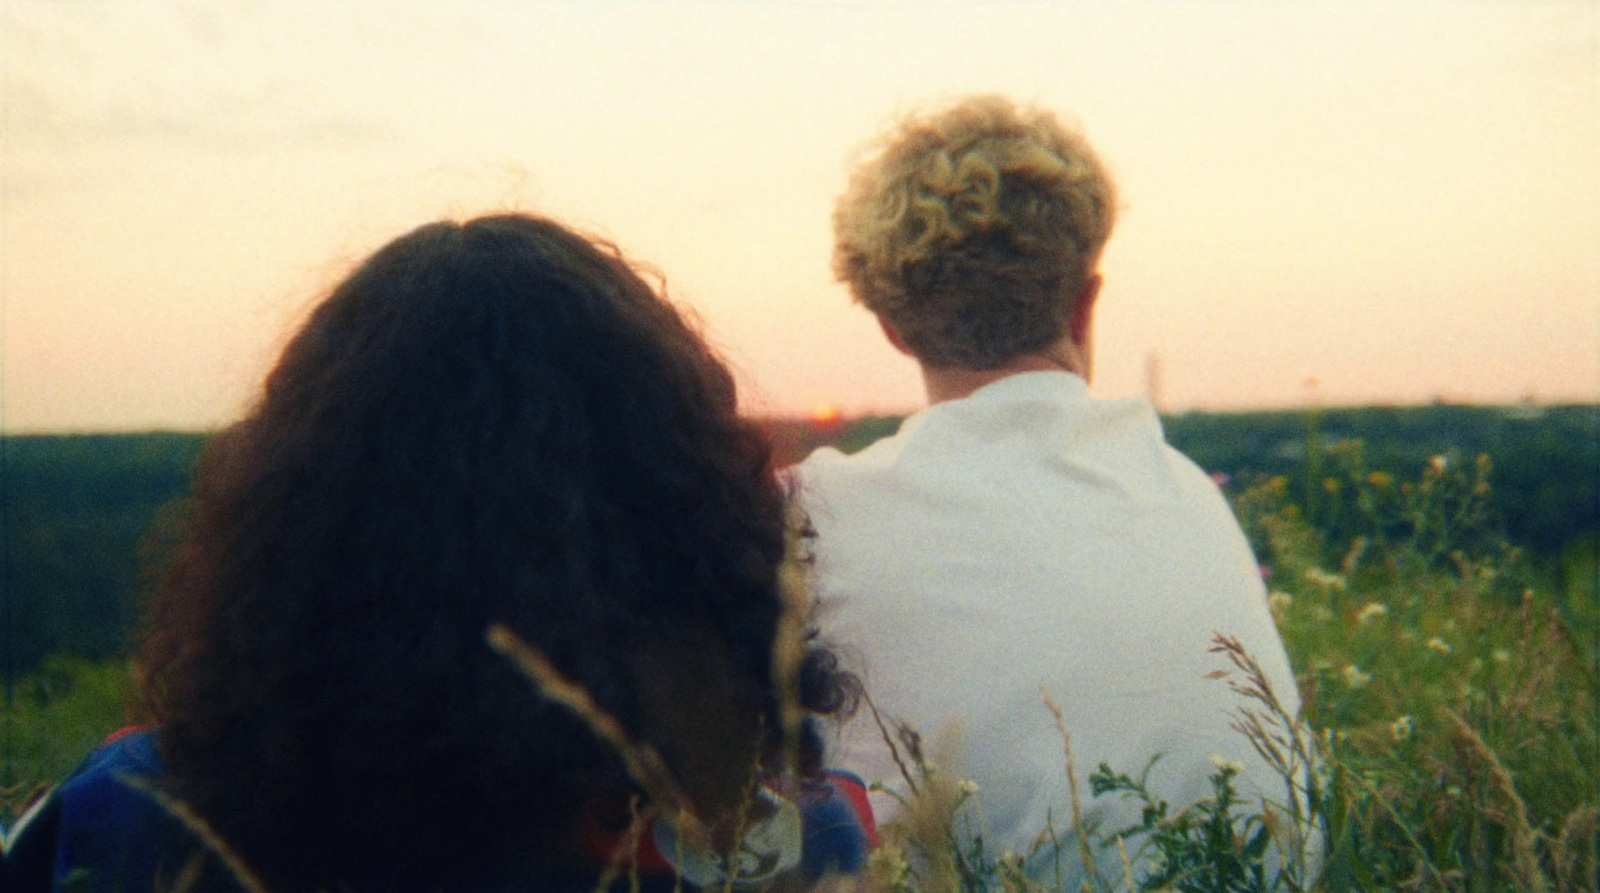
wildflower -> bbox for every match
[1430,454,1449,472]
[1425,637,1452,654]
[1342,665,1371,688]
[1266,590,1292,620]
[1355,602,1388,624]
[1492,648,1511,664]
[1211,471,1232,488]
[1209,755,1246,774]
[1366,471,1393,488]
[1304,567,1347,590]
[1390,715,1414,742]
[867,844,911,886]
[958,779,980,796]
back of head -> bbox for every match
[140,214,790,891]
[832,95,1117,369]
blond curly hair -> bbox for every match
[832,96,1117,369]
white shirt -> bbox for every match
[795,372,1303,877]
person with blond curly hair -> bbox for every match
[795,96,1305,883]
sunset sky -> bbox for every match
[4,0,1597,433]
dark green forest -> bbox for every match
[4,403,1596,678]
[1161,402,1599,556]
[3,433,206,675]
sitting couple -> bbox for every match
[10,95,1299,893]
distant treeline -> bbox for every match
[1165,403,1599,556]
[764,402,1599,556]
[4,403,1596,675]
[3,433,207,676]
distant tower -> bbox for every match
[1144,351,1164,413]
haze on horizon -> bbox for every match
[3,0,1597,434]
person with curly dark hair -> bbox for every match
[6,214,872,893]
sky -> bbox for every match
[3,0,1597,433]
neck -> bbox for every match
[920,339,1089,405]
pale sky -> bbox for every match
[4,0,1597,432]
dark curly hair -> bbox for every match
[138,214,849,892]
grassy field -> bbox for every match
[7,441,1597,891]
[864,444,1597,892]
[3,655,136,806]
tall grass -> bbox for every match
[861,444,1598,892]
[1248,444,1599,891]
[9,443,1597,892]
[3,655,134,807]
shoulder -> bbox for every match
[791,420,919,515]
[58,727,162,790]
[795,771,878,883]
[19,728,198,893]
[52,728,169,831]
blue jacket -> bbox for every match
[4,729,875,893]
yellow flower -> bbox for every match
[1425,637,1452,654]
[1304,568,1347,590]
[1355,602,1388,624]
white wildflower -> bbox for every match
[1390,715,1414,742]
[1342,665,1372,688]
[1492,648,1511,664]
[1209,755,1246,774]
[868,845,911,884]
[958,779,980,796]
